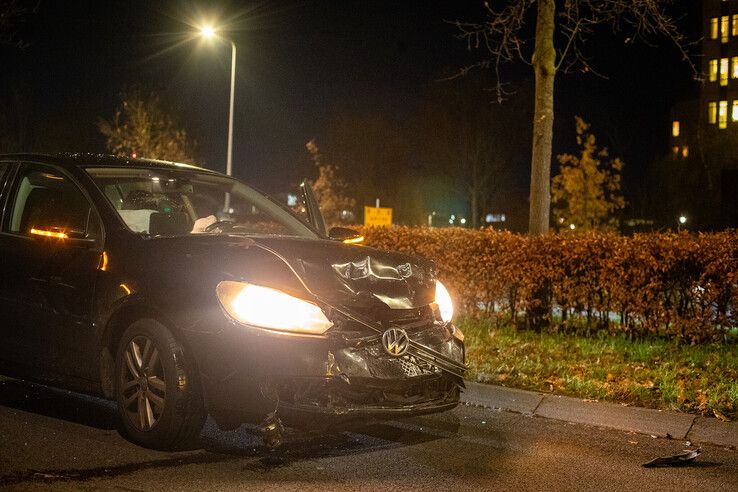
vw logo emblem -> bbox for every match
[382,328,409,357]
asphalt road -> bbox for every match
[0,377,736,491]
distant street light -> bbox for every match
[678,214,687,231]
[200,25,215,39]
[200,25,236,177]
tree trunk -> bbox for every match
[471,189,479,229]
[471,156,479,228]
[528,0,556,235]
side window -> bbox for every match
[5,163,101,240]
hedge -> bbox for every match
[358,227,738,343]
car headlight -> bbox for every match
[216,281,333,335]
[434,280,454,323]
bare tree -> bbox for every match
[425,109,495,229]
[452,0,694,235]
[413,78,530,228]
[0,0,37,47]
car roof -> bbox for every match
[0,152,221,175]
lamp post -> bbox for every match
[200,26,236,177]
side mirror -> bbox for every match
[68,231,99,248]
[29,227,98,248]
[328,226,364,244]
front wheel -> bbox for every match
[115,319,206,449]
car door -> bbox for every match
[0,161,103,382]
[0,159,21,369]
[299,179,327,235]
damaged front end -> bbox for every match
[262,310,465,421]
[249,241,467,423]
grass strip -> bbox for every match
[461,318,738,420]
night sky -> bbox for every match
[1,0,701,224]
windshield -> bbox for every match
[86,167,318,239]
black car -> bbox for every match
[0,153,465,449]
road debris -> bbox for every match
[32,472,71,480]
[642,448,702,468]
[260,412,285,449]
[713,409,731,422]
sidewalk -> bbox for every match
[461,382,738,449]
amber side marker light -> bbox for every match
[343,235,365,245]
[30,228,68,239]
[98,251,109,271]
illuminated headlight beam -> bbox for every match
[216,281,333,335]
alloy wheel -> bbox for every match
[120,335,167,431]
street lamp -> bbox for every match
[200,25,215,39]
[200,25,236,177]
[678,214,687,231]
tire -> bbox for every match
[115,318,206,450]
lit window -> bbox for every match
[712,17,719,39]
[721,58,729,86]
[722,16,730,43]
[733,15,738,36]
[710,59,718,82]
[719,100,728,129]
[733,100,738,121]
[672,146,679,156]
[672,120,680,137]
[708,101,717,124]
[733,57,738,78]
[682,146,689,158]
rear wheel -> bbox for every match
[115,319,206,449]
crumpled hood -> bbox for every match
[250,236,437,311]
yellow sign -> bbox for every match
[364,206,393,227]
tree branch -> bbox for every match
[451,0,698,95]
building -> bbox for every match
[669,99,696,160]
[702,1,738,131]
[668,0,738,228]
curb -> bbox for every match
[461,382,738,449]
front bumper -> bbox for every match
[188,317,465,426]
[266,373,461,427]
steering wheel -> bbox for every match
[203,220,236,233]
